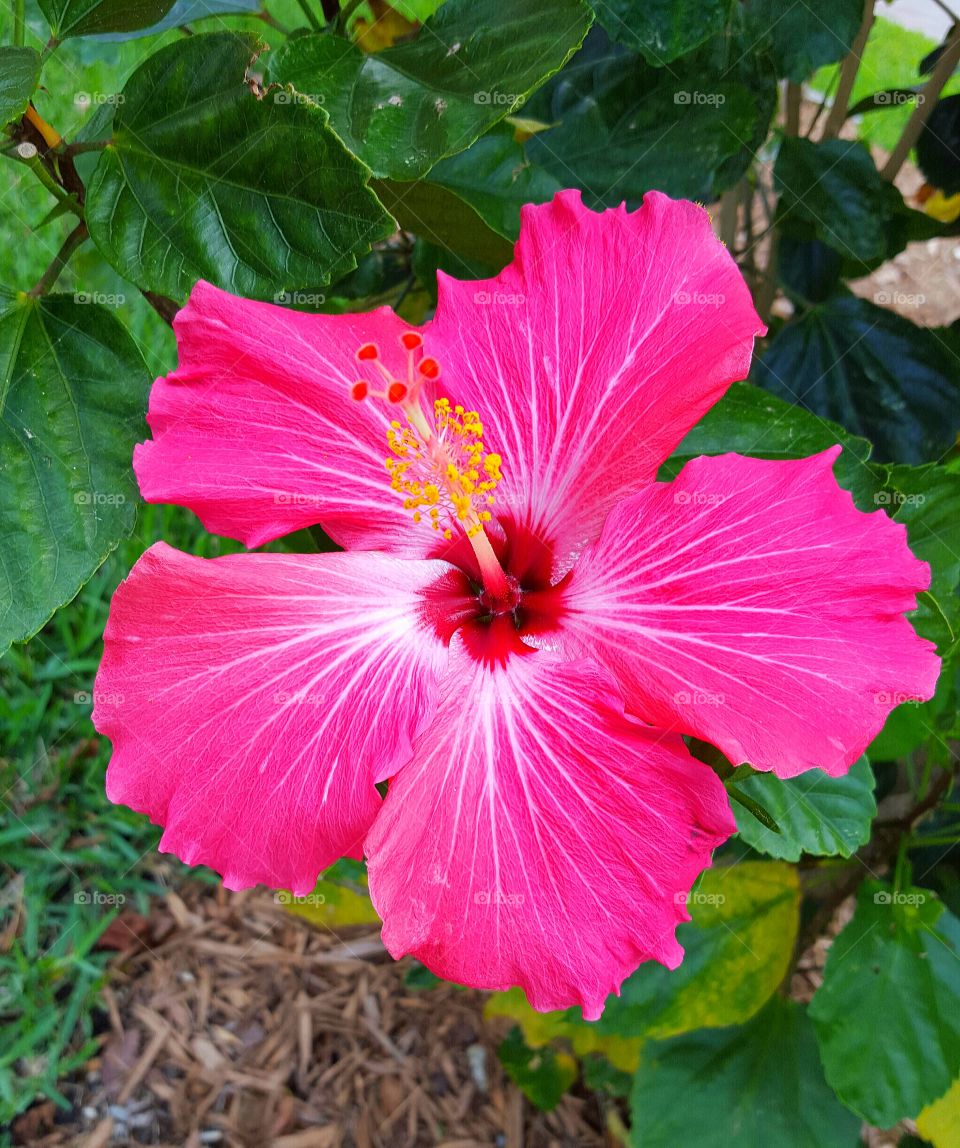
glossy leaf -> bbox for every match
[39,0,174,38]
[0,293,148,651]
[665,381,881,510]
[94,0,260,39]
[809,881,960,1126]
[745,0,863,82]
[734,757,875,861]
[86,33,394,302]
[591,0,732,66]
[753,294,960,464]
[266,0,593,180]
[629,998,861,1148]
[525,28,762,207]
[424,124,562,240]
[0,48,41,128]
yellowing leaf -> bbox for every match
[917,1075,960,1146]
[279,870,381,929]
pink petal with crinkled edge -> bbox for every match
[365,643,735,1019]
[427,189,765,569]
[94,543,450,893]
[134,281,434,554]
[565,448,940,778]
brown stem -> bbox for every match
[784,81,802,137]
[881,22,960,181]
[141,291,179,327]
[821,0,875,139]
[28,221,89,296]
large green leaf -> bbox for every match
[774,137,930,271]
[266,0,592,181]
[809,880,960,1126]
[629,998,861,1148]
[525,28,764,207]
[591,0,732,66]
[753,294,960,465]
[0,293,148,651]
[95,0,259,39]
[665,381,881,510]
[744,0,863,82]
[734,757,875,860]
[85,33,394,302]
[0,48,41,129]
[39,0,174,37]
[424,124,561,240]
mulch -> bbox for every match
[11,882,609,1148]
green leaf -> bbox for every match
[0,293,149,652]
[0,48,41,129]
[744,0,863,82]
[774,137,928,271]
[665,381,881,510]
[629,998,861,1148]
[266,0,593,181]
[85,33,394,303]
[753,294,960,465]
[590,862,800,1040]
[734,757,875,860]
[96,0,260,39]
[809,880,960,1126]
[424,124,561,240]
[38,0,175,38]
[591,0,733,66]
[372,178,513,269]
[498,1027,578,1111]
[525,28,765,207]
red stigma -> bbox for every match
[350,381,369,401]
[356,343,379,361]
[400,332,423,350]
[419,357,440,379]
[387,381,408,403]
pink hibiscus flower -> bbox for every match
[93,190,939,1018]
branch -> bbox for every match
[881,22,960,181]
[28,221,89,297]
[821,0,875,139]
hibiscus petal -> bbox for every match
[427,189,765,565]
[94,543,449,893]
[565,449,940,778]
[365,646,735,1019]
[135,281,430,553]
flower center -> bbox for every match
[350,332,513,605]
